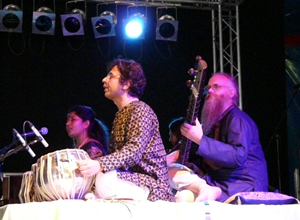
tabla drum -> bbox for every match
[31,163,43,202]
[18,171,34,203]
[34,149,94,201]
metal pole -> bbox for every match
[236,5,242,109]
[218,4,223,72]
[212,10,217,73]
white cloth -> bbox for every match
[1,200,300,220]
[168,163,206,190]
[95,170,149,201]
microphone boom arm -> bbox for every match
[0,140,38,162]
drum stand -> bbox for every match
[0,142,23,205]
[0,141,38,205]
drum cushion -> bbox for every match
[224,192,300,205]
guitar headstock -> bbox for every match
[187,55,207,91]
[188,55,207,77]
[196,55,207,71]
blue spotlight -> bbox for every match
[123,13,145,39]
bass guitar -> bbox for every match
[176,55,207,166]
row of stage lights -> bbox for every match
[0,2,179,41]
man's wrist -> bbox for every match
[97,159,104,172]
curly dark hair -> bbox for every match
[107,58,146,98]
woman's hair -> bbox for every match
[67,105,109,152]
[107,58,146,98]
[168,117,185,139]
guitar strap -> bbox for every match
[213,122,221,140]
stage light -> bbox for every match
[123,13,145,40]
[91,11,116,38]
[0,4,23,33]
[60,6,86,36]
[32,7,55,35]
[156,14,178,41]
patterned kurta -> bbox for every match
[98,101,175,202]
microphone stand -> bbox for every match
[0,142,20,200]
[0,140,37,204]
[266,86,299,193]
[0,144,27,163]
[0,140,38,163]
[0,142,16,155]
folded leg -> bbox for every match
[168,163,221,202]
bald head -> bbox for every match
[209,72,239,106]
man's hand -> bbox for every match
[180,118,203,145]
[166,150,179,165]
[77,159,103,177]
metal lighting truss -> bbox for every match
[86,0,245,107]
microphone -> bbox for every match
[21,127,48,137]
[13,128,36,157]
[28,122,49,148]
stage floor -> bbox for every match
[0,199,300,220]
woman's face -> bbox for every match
[169,130,179,147]
[66,112,88,138]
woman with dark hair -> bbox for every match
[77,58,174,202]
[66,105,109,159]
[168,117,185,153]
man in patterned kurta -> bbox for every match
[77,58,175,202]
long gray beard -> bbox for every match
[200,94,226,135]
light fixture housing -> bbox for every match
[123,12,145,40]
[91,11,116,38]
[61,8,85,36]
[156,14,178,41]
[32,7,55,35]
[0,4,23,33]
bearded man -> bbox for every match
[167,72,268,202]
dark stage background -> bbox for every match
[0,1,289,195]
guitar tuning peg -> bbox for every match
[186,80,193,88]
[195,55,202,61]
[188,68,199,76]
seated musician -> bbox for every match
[66,105,109,159]
[76,58,174,202]
[167,72,269,202]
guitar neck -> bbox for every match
[177,57,207,165]
[177,95,201,165]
